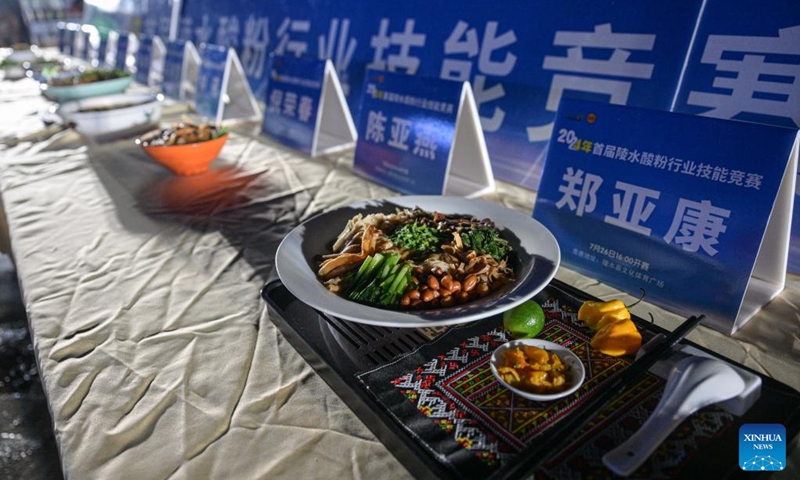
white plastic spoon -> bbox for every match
[603,356,746,476]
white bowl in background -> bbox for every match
[57,93,163,140]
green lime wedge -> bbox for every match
[503,301,546,339]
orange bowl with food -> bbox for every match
[137,123,229,176]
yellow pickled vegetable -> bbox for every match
[497,346,569,394]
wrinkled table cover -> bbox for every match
[0,76,798,479]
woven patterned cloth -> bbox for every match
[359,284,737,479]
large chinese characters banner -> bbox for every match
[176,0,702,189]
[672,0,800,272]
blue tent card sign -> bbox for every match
[194,43,261,126]
[162,40,200,101]
[353,70,494,198]
[534,98,798,334]
[73,27,90,61]
[97,34,109,68]
[134,34,166,88]
[57,23,69,55]
[114,32,130,71]
[261,54,356,157]
[82,25,104,67]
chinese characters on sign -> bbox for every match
[361,81,456,162]
[527,24,656,143]
[268,76,316,123]
[555,128,765,189]
[440,21,517,132]
[555,166,732,258]
[684,25,800,129]
[353,70,464,195]
[261,55,326,154]
[175,1,701,191]
[571,244,665,288]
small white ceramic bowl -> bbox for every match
[490,338,585,401]
[57,93,163,140]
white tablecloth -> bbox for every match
[1,77,798,479]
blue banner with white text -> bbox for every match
[175,0,703,189]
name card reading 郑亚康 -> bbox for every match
[353,69,494,197]
[533,98,799,334]
[261,54,356,156]
[194,43,260,125]
[162,39,200,101]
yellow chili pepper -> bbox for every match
[594,308,632,330]
[577,299,626,330]
[589,317,642,357]
[579,298,642,356]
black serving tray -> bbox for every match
[261,278,800,479]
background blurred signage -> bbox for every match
[91,0,800,273]
[134,34,154,85]
[175,0,703,191]
[261,54,355,156]
[115,32,130,71]
[194,43,228,121]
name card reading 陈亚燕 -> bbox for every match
[261,54,356,157]
[162,40,200,101]
[533,98,799,334]
[353,69,494,198]
[194,43,260,125]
